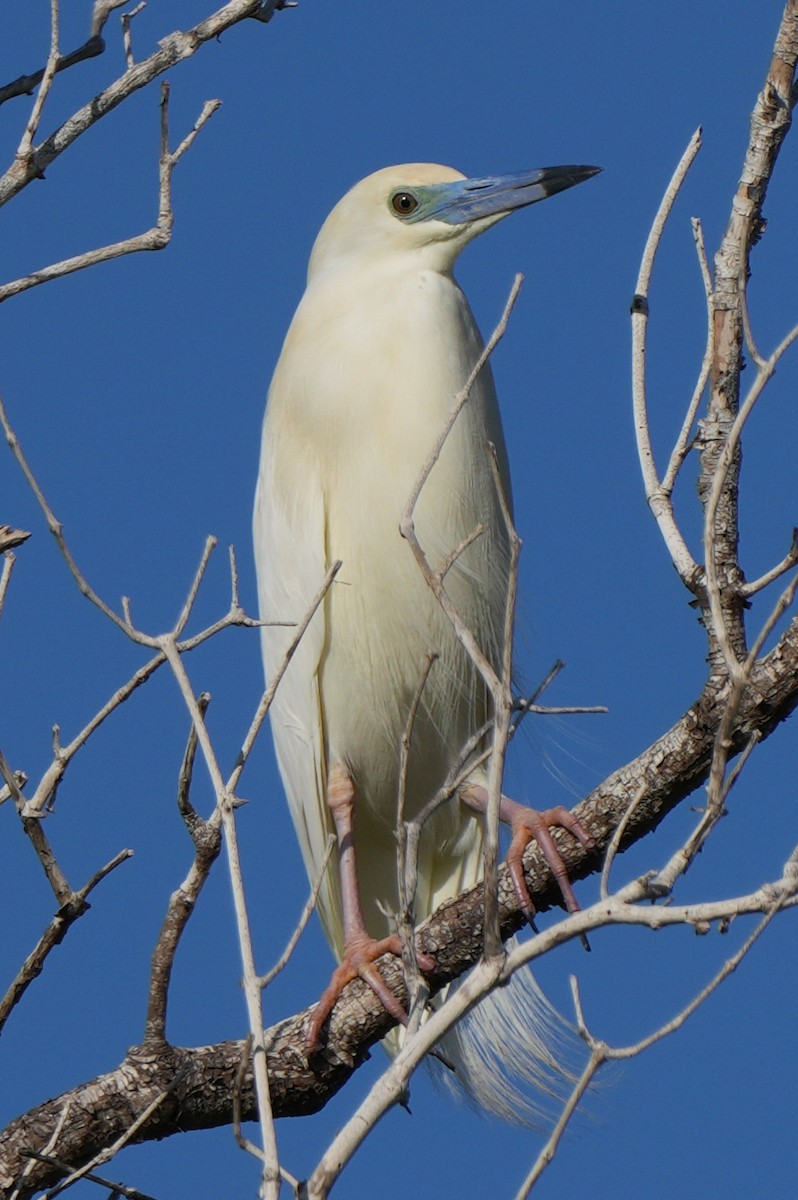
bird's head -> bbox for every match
[307,162,601,280]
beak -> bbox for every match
[426,165,602,225]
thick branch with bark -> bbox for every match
[698,4,798,670]
[2,3,798,1198]
[2,609,797,1197]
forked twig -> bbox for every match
[145,694,222,1044]
[0,86,221,306]
[514,894,784,1199]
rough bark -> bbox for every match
[2,613,796,1199]
[697,10,798,669]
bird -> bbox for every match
[254,161,599,1119]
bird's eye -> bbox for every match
[390,191,419,216]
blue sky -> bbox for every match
[2,2,797,1197]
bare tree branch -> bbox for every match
[631,127,703,590]
[514,884,788,1199]
[15,0,62,160]
[699,0,798,671]
[0,86,220,305]
[2,5,798,1198]
[0,1,127,110]
[0,837,132,1037]
[144,695,222,1045]
[0,1,293,209]
[2,603,798,1196]
[0,526,31,554]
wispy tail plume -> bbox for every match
[428,943,579,1125]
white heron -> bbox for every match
[254,162,598,1117]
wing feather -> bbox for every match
[253,415,343,955]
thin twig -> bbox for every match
[403,274,523,527]
[0,849,132,1035]
[631,128,703,588]
[397,652,440,910]
[305,957,504,1200]
[145,695,222,1044]
[438,523,485,580]
[25,1151,156,1200]
[0,0,290,208]
[9,1100,74,1200]
[259,835,336,989]
[16,0,61,162]
[513,1047,601,1199]
[0,37,105,110]
[174,535,218,636]
[157,637,281,1200]
[740,280,767,369]
[481,441,521,960]
[0,552,16,622]
[41,1065,189,1197]
[743,530,798,597]
[0,751,71,904]
[399,282,525,724]
[226,562,342,796]
[599,783,646,900]
[22,652,167,817]
[514,659,565,712]
[745,571,798,667]
[121,3,147,69]
[177,692,210,823]
[0,391,134,633]
[233,1036,262,1160]
[660,216,714,495]
[395,653,439,1026]
[402,725,492,922]
[515,892,781,1200]
[92,0,130,37]
[0,89,221,305]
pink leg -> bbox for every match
[305,763,434,1051]
[460,785,595,928]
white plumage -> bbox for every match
[254,162,597,1117]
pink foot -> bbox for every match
[307,763,435,1051]
[504,801,595,923]
[461,787,595,929]
[305,931,435,1051]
